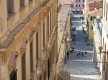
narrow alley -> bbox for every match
[63,14,99,80]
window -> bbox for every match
[43,23,45,47]
[90,16,93,20]
[36,33,39,61]
[103,44,106,71]
[47,16,49,38]
[7,0,14,17]
[10,69,17,80]
[49,12,51,35]
[48,60,50,79]
[76,5,78,7]
[91,26,93,30]
[50,12,51,33]
[83,0,85,2]
[79,0,80,2]
[79,5,80,7]
[39,76,41,80]
[22,53,26,80]
[82,4,84,7]
[52,9,54,27]
[76,0,78,2]
[51,10,53,30]
[30,41,33,72]
[20,0,25,9]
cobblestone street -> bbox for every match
[63,14,99,80]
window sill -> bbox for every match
[7,12,16,20]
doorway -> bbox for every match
[10,69,17,80]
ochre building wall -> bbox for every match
[0,0,58,80]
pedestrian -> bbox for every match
[82,27,84,32]
[82,52,83,58]
[67,52,69,59]
[74,27,76,30]
[73,35,76,39]
[79,52,80,57]
[85,51,87,54]
[77,53,78,57]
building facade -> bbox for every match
[85,0,102,41]
[72,0,85,11]
[57,1,71,79]
[100,0,108,80]
[93,18,102,76]
[84,0,102,21]
[92,0,108,80]
[87,8,102,40]
[0,0,58,80]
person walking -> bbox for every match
[82,52,83,58]
[67,52,69,59]
[77,53,79,58]
[79,52,80,58]
[85,51,87,54]
[82,25,85,32]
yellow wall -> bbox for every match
[87,10,102,40]
[0,0,58,80]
